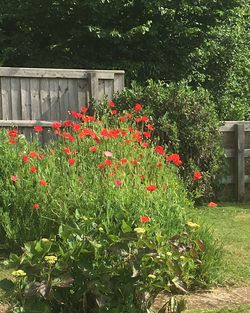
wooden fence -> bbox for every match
[0,67,124,121]
[219,121,250,202]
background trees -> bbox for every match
[0,0,249,119]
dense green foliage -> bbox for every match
[0,0,249,120]
[0,105,221,312]
[113,80,224,202]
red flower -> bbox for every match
[125,139,131,144]
[34,126,43,132]
[73,123,81,132]
[98,163,104,169]
[131,159,138,165]
[193,171,202,181]
[29,151,38,158]
[39,154,45,160]
[68,158,76,165]
[52,121,62,129]
[208,202,217,207]
[119,116,126,122]
[111,110,117,115]
[8,129,18,137]
[141,116,149,122]
[33,203,39,209]
[104,159,112,166]
[146,124,155,131]
[155,145,165,155]
[146,185,157,192]
[22,155,29,163]
[140,215,150,223]
[30,166,37,173]
[11,175,17,182]
[114,179,123,186]
[38,180,47,186]
[143,132,151,139]
[81,107,88,113]
[8,139,16,144]
[121,158,128,165]
[125,112,132,118]
[89,146,97,152]
[134,103,142,112]
[64,147,71,155]
[166,154,182,166]
[108,101,115,107]
[63,120,73,127]
[141,142,149,148]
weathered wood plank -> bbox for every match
[49,79,60,121]
[20,78,31,120]
[1,77,12,119]
[98,79,105,102]
[58,79,69,119]
[40,79,51,120]
[114,73,125,93]
[244,149,250,157]
[68,79,79,113]
[30,79,41,120]
[89,72,99,101]
[0,120,53,127]
[0,67,123,79]
[236,124,245,202]
[221,175,250,184]
[104,79,114,100]
[224,148,235,158]
[10,78,22,119]
[77,79,88,108]
[0,78,2,119]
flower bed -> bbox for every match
[0,102,221,312]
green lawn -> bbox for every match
[191,203,250,285]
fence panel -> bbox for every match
[219,121,250,202]
[0,67,125,123]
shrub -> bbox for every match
[113,80,224,202]
[0,104,221,312]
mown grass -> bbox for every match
[191,203,250,285]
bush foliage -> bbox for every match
[113,80,224,202]
[0,104,221,312]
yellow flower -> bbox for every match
[134,227,146,234]
[166,252,172,256]
[12,270,27,277]
[44,255,58,265]
[180,255,185,260]
[41,238,50,243]
[186,221,200,229]
[148,274,156,279]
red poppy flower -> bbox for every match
[134,103,142,112]
[121,158,128,165]
[51,121,62,129]
[141,116,149,122]
[8,139,16,144]
[111,110,117,115]
[81,107,88,113]
[155,145,165,155]
[33,203,39,209]
[146,124,155,131]
[89,146,97,152]
[22,155,29,163]
[39,154,45,160]
[141,142,149,148]
[30,166,37,173]
[166,154,182,166]
[131,159,138,165]
[73,123,81,132]
[34,126,43,132]
[119,116,126,122]
[146,185,157,192]
[114,179,122,186]
[64,147,71,155]
[125,139,131,144]
[108,101,115,107]
[125,112,132,118]
[68,158,76,165]
[104,159,112,166]
[8,129,18,137]
[98,163,104,169]
[29,151,38,158]
[63,120,73,127]
[193,171,202,181]
[208,202,217,207]
[38,180,47,186]
[140,215,150,223]
[11,175,17,182]
[143,132,151,139]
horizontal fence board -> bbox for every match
[0,67,124,79]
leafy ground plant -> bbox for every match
[0,102,221,312]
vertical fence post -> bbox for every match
[89,72,99,102]
[236,123,245,202]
